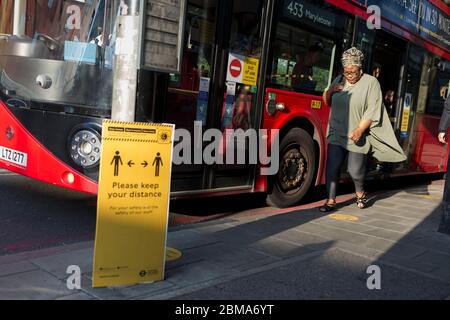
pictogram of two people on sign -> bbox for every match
[111,151,163,177]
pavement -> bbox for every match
[1,179,450,300]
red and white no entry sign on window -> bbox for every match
[227,53,244,83]
[229,59,242,78]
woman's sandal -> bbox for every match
[356,193,368,209]
[319,201,336,213]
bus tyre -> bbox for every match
[266,128,316,208]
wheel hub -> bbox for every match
[281,150,307,189]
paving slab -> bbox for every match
[247,237,314,259]
[187,221,237,234]
[231,255,280,273]
[0,270,73,300]
[409,234,450,254]
[193,227,265,247]
[309,218,380,234]
[360,220,415,233]
[30,248,93,280]
[362,228,422,242]
[380,254,440,274]
[0,260,39,277]
[167,229,220,251]
[80,274,176,300]
[163,262,229,288]
[182,242,273,269]
[292,222,381,247]
[56,292,97,300]
[413,250,450,266]
[372,203,433,219]
[271,228,333,249]
[362,212,421,225]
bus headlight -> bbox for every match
[69,129,101,168]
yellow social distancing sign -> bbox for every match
[93,120,175,288]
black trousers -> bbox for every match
[325,144,368,199]
[439,155,450,234]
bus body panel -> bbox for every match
[412,113,448,173]
[259,88,330,187]
[0,100,98,194]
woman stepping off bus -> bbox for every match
[320,47,406,212]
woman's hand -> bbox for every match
[349,127,365,143]
[333,83,345,94]
[324,83,344,106]
[439,132,447,144]
[349,120,372,143]
[324,77,346,106]
[330,80,345,96]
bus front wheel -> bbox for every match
[266,128,316,208]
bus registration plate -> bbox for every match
[0,146,27,167]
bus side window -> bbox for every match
[269,23,335,95]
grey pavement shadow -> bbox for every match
[170,175,450,300]
[371,202,450,297]
[165,206,337,293]
[365,175,450,299]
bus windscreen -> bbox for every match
[0,0,120,112]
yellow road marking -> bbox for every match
[328,214,359,222]
[166,247,183,262]
[416,195,441,201]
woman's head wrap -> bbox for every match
[341,47,364,68]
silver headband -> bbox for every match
[341,47,364,68]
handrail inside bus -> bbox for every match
[168,88,199,96]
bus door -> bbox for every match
[159,0,220,192]
[368,30,408,172]
[211,0,266,190]
[159,0,267,193]
[395,45,423,169]
[355,26,410,173]
[371,30,407,126]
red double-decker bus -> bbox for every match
[0,0,449,208]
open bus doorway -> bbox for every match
[367,29,408,173]
[371,30,406,125]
